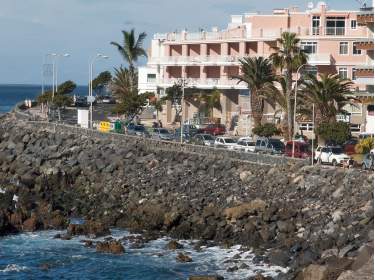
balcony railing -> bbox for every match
[150,55,243,65]
[161,78,247,88]
[325,27,345,36]
[307,53,332,65]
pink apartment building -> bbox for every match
[139,2,374,136]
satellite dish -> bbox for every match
[308,2,314,9]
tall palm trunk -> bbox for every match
[285,68,293,140]
[251,89,263,127]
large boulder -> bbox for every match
[96,240,125,254]
[224,199,267,221]
[67,220,110,238]
[188,276,224,280]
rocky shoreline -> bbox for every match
[0,114,373,279]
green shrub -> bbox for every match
[315,122,351,145]
[252,123,280,138]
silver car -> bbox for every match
[152,128,174,141]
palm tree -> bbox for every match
[299,73,353,126]
[199,89,221,120]
[270,32,308,140]
[232,56,275,127]
[110,66,138,102]
[110,29,147,71]
[260,76,289,137]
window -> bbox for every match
[351,20,357,29]
[299,123,314,131]
[147,73,156,83]
[312,16,320,35]
[350,124,361,132]
[339,42,349,55]
[326,17,345,35]
[352,68,357,80]
[300,41,318,54]
[338,67,348,79]
[353,43,362,55]
[303,66,318,77]
[343,104,361,115]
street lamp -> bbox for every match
[292,63,309,158]
[180,77,189,143]
[89,53,109,128]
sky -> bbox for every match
[0,0,362,85]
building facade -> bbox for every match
[139,2,374,136]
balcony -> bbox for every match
[307,53,333,65]
[160,78,248,89]
[325,27,345,36]
[154,29,247,43]
[358,7,374,25]
[251,27,310,38]
[355,39,374,51]
[149,55,243,66]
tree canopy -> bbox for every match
[92,71,112,94]
[110,28,147,70]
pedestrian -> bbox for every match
[158,120,163,128]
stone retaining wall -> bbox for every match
[28,121,306,166]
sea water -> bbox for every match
[0,84,88,114]
[0,230,287,279]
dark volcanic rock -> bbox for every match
[0,116,372,278]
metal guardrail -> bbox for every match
[26,121,306,166]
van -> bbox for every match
[285,141,311,158]
[255,138,285,154]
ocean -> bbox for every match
[0,84,89,114]
[0,230,286,279]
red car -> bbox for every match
[285,141,312,158]
[198,124,226,136]
[343,139,358,155]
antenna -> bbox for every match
[356,0,368,8]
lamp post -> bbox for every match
[292,63,309,158]
[89,54,109,129]
[180,77,189,144]
[312,103,315,165]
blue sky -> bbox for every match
[0,0,361,85]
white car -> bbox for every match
[235,138,256,152]
[315,146,351,166]
[214,137,238,150]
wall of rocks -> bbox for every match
[0,115,373,279]
[28,121,305,166]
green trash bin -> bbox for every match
[114,120,122,134]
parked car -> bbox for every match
[74,96,89,107]
[173,131,191,143]
[362,152,374,170]
[214,137,238,150]
[236,138,256,152]
[152,128,174,141]
[255,138,285,154]
[191,134,215,146]
[96,95,116,104]
[285,141,311,158]
[127,124,150,138]
[343,139,358,155]
[175,125,199,136]
[314,146,351,166]
[198,124,226,136]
